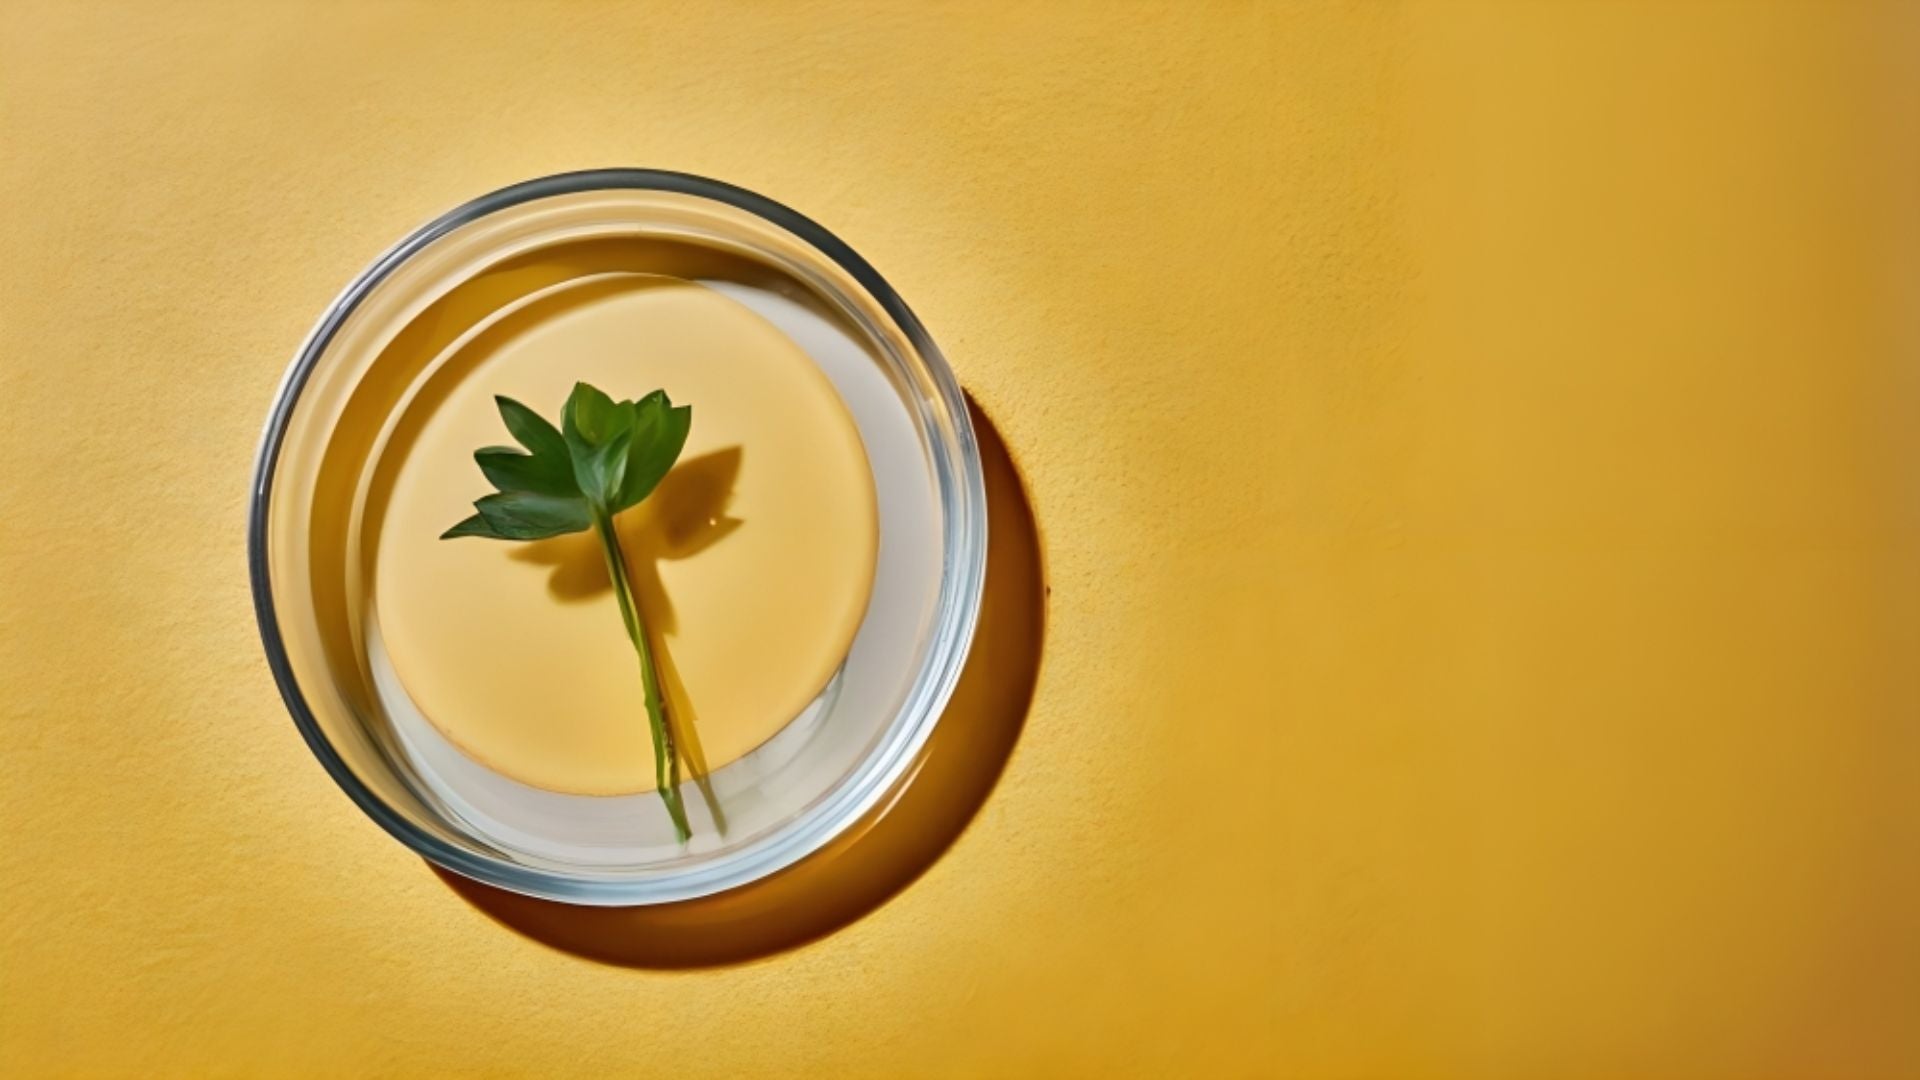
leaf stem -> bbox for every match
[593,510,691,843]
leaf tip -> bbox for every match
[439,514,491,540]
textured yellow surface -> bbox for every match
[1,2,1917,1076]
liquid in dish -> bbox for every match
[370,271,878,796]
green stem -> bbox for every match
[594,510,691,844]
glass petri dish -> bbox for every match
[249,170,986,905]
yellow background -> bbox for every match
[3,2,1916,1075]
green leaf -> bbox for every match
[563,382,629,499]
[439,513,503,540]
[471,490,592,540]
[615,392,692,511]
[564,382,621,444]
[495,396,568,462]
[583,428,632,506]
[475,445,577,497]
[445,384,690,532]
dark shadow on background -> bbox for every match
[435,396,1044,968]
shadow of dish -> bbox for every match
[434,396,1044,968]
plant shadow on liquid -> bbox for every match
[507,446,744,618]
[433,397,1045,968]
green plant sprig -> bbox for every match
[442,382,697,843]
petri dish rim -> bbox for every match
[247,168,986,905]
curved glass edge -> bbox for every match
[248,169,988,906]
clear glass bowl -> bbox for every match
[249,170,986,905]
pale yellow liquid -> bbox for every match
[370,274,877,795]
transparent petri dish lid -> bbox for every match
[250,170,986,905]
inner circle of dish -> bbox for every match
[370,264,879,796]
